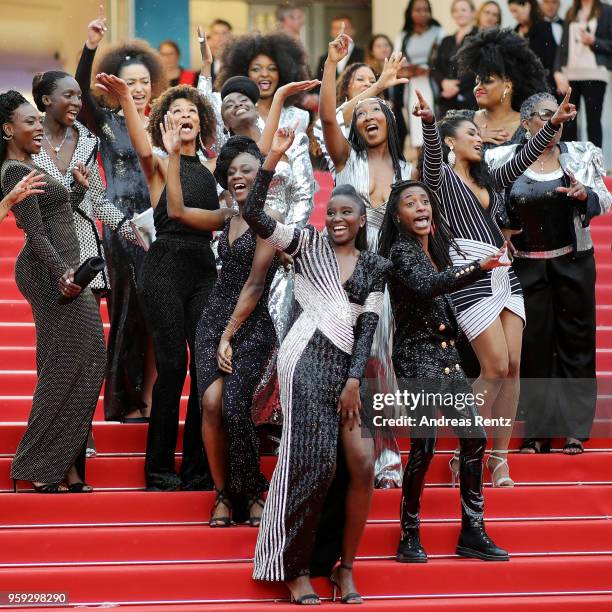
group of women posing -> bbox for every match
[1,5,609,608]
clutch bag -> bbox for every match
[130,207,156,251]
[58,256,106,304]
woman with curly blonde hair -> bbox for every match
[97,73,234,491]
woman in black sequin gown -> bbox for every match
[163,132,280,525]
[246,128,389,605]
[75,10,167,421]
[379,180,509,563]
[96,75,234,491]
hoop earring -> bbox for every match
[198,134,206,152]
[447,146,456,168]
[2,132,12,141]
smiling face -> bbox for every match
[347,66,377,100]
[221,92,258,131]
[477,1,502,28]
[473,73,511,109]
[354,99,388,148]
[396,185,433,238]
[248,54,279,99]
[523,98,562,144]
[445,120,483,163]
[452,0,475,28]
[42,76,82,127]
[325,194,365,247]
[118,63,152,111]
[3,102,44,155]
[227,151,261,205]
[370,36,393,62]
[508,1,531,26]
[167,97,200,144]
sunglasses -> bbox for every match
[529,109,556,120]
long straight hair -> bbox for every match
[567,0,602,22]
[378,180,457,271]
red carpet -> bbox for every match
[1,174,612,609]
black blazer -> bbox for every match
[518,21,558,91]
[556,4,612,71]
[315,45,366,82]
[387,234,485,377]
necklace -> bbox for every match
[538,147,557,172]
[43,128,69,157]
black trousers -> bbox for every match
[139,239,216,490]
[563,80,607,148]
[514,253,597,441]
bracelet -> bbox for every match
[222,316,240,339]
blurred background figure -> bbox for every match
[316,16,365,81]
[159,40,198,87]
[540,0,564,45]
[431,0,478,117]
[366,33,394,77]
[276,2,305,39]
[207,19,233,86]
[476,1,503,29]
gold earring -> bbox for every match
[501,88,509,103]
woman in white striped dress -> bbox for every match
[413,88,577,486]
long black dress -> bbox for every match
[75,44,152,420]
[243,168,390,582]
[387,234,487,534]
[2,161,106,484]
[141,154,218,491]
[195,219,279,520]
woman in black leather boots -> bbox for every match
[379,179,509,562]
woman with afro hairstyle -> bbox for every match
[412,87,577,487]
[322,28,414,489]
[213,30,310,132]
[96,74,235,491]
[455,28,549,149]
[74,6,167,423]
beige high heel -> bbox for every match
[449,450,460,487]
[487,451,514,487]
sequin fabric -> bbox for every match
[195,219,279,517]
[2,161,106,483]
[243,169,390,582]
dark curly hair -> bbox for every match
[455,28,549,111]
[378,179,457,270]
[32,71,73,112]
[94,39,167,108]
[336,63,376,106]
[213,135,264,190]
[216,32,309,107]
[147,85,216,152]
[348,98,406,181]
[0,90,29,164]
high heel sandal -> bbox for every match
[448,450,460,487]
[330,564,363,604]
[487,451,514,488]
[519,439,551,454]
[247,495,265,527]
[66,481,94,493]
[289,592,321,605]
[209,488,232,527]
[13,479,68,494]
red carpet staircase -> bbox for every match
[1,175,612,610]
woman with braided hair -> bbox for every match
[1,90,105,493]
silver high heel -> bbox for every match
[487,451,514,487]
[449,450,460,487]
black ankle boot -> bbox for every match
[396,527,428,563]
[456,519,509,561]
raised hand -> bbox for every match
[276,80,321,100]
[160,112,182,156]
[480,242,512,269]
[270,126,296,156]
[376,53,410,93]
[95,73,131,101]
[4,170,46,207]
[72,163,91,189]
[86,4,108,50]
[197,25,213,67]
[551,88,577,127]
[327,21,352,64]
[412,89,434,123]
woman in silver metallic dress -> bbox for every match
[321,26,414,488]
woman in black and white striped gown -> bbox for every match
[413,88,577,487]
[244,128,390,605]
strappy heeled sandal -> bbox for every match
[289,592,321,605]
[209,488,232,527]
[330,564,363,604]
[66,481,94,493]
[15,480,69,494]
[520,439,551,454]
[448,449,460,487]
[563,439,584,455]
[487,451,514,488]
[247,495,265,527]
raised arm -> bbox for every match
[75,5,108,133]
[492,89,575,189]
[414,90,444,193]
[216,211,282,374]
[284,132,314,228]
[3,164,69,279]
[320,25,352,173]
[162,113,235,231]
